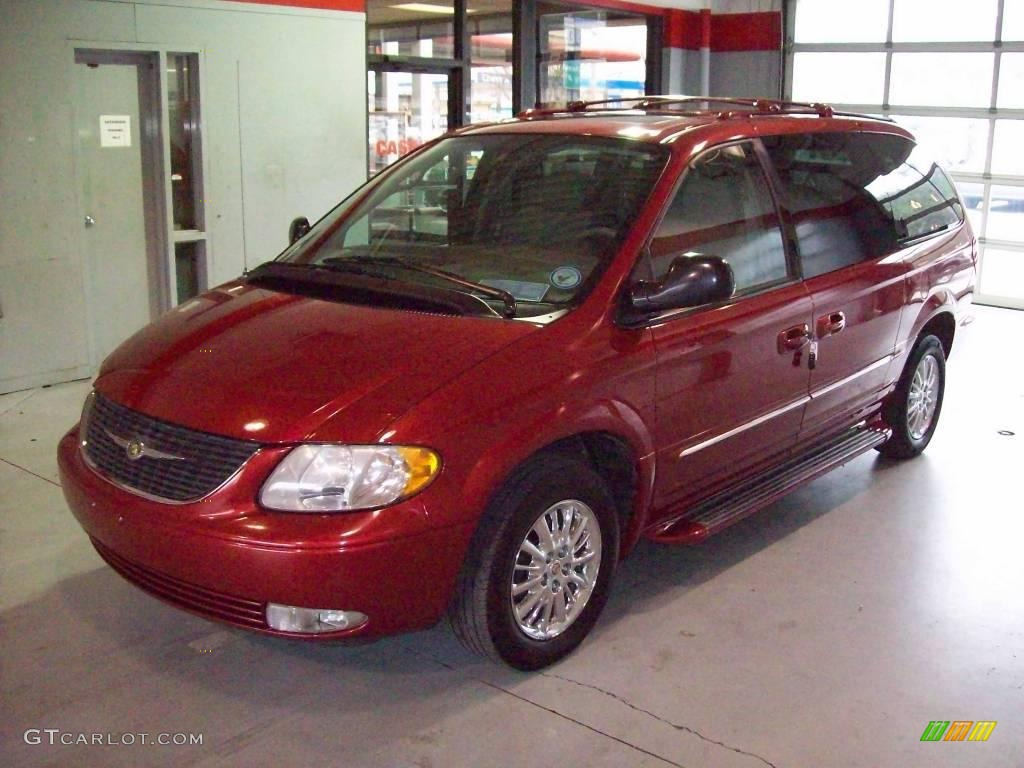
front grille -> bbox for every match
[92,538,267,629]
[82,392,260,502]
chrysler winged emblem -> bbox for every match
[105,429,186,461]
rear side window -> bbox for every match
[649,142,790,294]
[762,132,964,279]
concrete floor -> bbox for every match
[2,305,1022,768]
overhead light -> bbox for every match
[390,3,461,14]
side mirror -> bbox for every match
[288,216,311,245]
[628,255,734,315]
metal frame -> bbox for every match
[784,0,1024,309]
[513,0,538,113]
[532,0,661,108]
[165,51,209,307]
[366,2,470,177]
[67,41,211,369]
[367,0,665,159]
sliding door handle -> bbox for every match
[777,324,810,354]
[817,311,847,337]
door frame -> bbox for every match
[67,41,210,368]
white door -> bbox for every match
[74,53,156,365]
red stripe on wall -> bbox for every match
[662,10,782,53]
[665,10,699,50]
[710,11,781,52]
[226,2,777,51]
[228,0,365,12]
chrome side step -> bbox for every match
[648,423,890,545]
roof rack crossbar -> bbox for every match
[518,95,841,120]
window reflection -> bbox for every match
[471,2,513,124]
[366,0,455,58]
[368,70,449,176]
[538,8,647,106]
[763,133,963,278]
[650,143,788,292]
[167,53,200,231]
[175,241,202,303]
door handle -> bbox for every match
[777,324,810,354]
[817,311,846,338]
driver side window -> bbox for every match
[650,142,790,294]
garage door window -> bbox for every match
[786,0,1024,308]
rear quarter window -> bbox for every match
[762,131,964,279]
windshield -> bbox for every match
[271,134,669,320]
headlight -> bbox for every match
[259,444,440,512]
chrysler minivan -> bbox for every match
[59,97,976,669]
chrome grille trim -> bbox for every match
[81,392,261,503]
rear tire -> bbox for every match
[878,334,946,459]
[449,453,619,670]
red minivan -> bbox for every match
[59,98,976,669]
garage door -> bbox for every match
[785,0,1024,309]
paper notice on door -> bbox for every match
[100,115,131,147]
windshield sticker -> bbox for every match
[549,266,582,291]
[481,279,550,302]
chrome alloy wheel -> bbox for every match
[907,353,940,440]
[510,499,603,641]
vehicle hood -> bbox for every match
[95,281,536,443]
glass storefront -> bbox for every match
[167,53,201,233]
[367,0,660,174]
[470,2,514,123]
[366,0,455,58]
[368,70,450,176]
[538,7,648,106]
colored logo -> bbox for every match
[125,439,145,461]
[920,721,997,742]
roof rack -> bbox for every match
[519,95,845,121]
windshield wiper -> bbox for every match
[322,255,517,318]
[245,261,496,318]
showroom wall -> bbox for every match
[0,0,784,394]
[656,0,783,97]
[0,0,366,392]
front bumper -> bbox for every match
[58,429,475,639]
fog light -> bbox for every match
[265,603,368,634]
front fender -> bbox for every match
[455,396,657,556]
[381,312,659,556]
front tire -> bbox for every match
[878,334,946,459]
[449,453,620,670]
